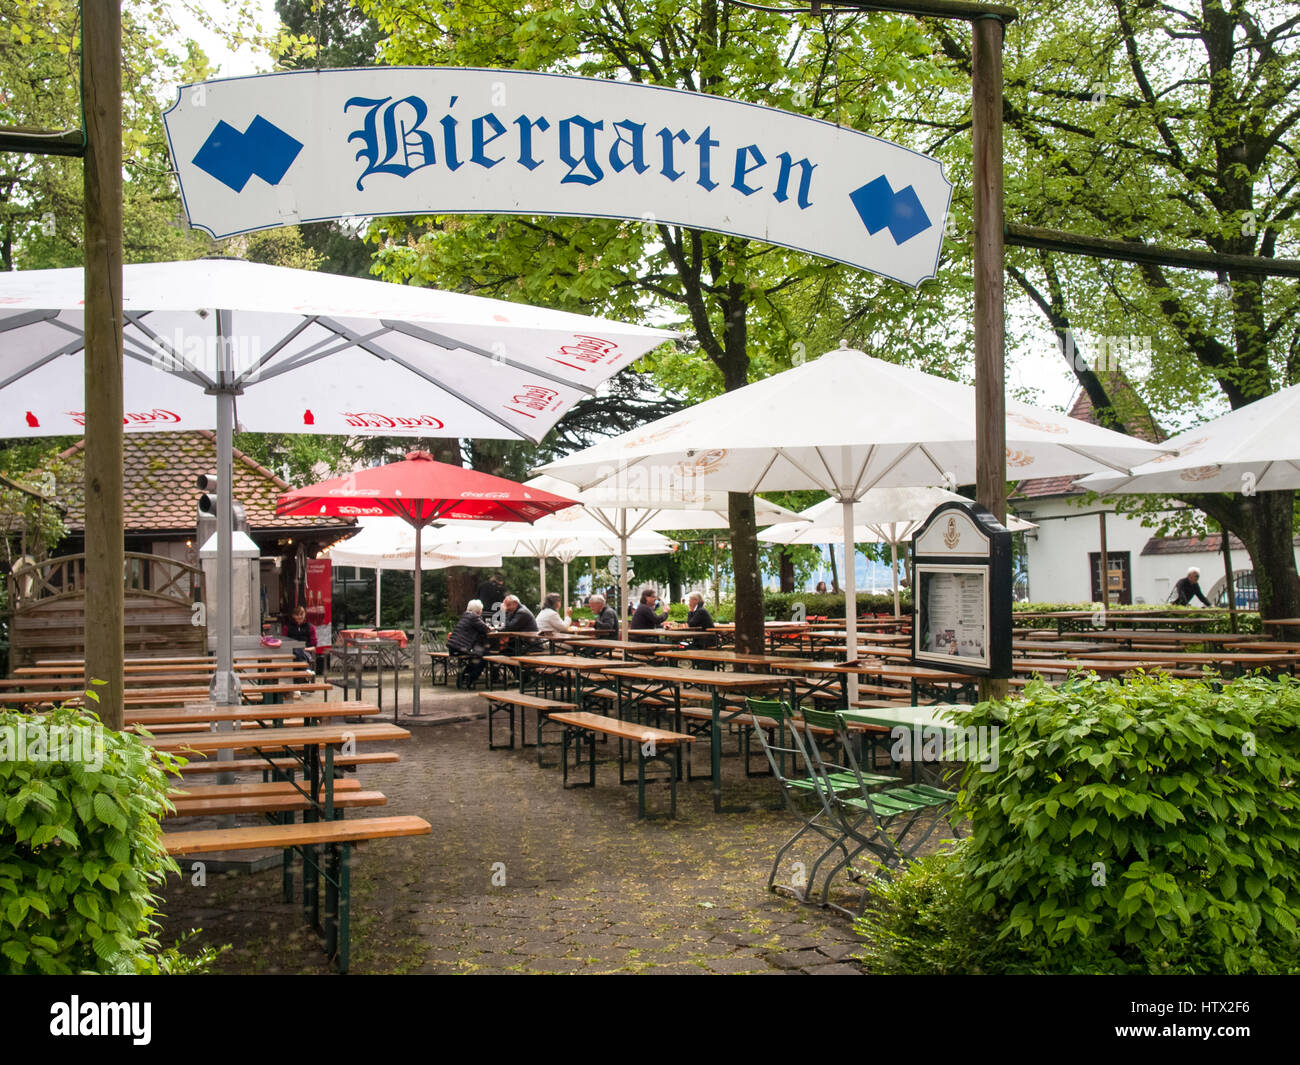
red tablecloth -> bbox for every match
[339,628,409,648]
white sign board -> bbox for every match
[164,68,952,287]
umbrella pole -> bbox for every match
[539,556,546,610]
[843,500,859,706]
[213,386,237,709]
[891,537,900,619]
[563,559,570,616]
[412,521,422,719]
[619,510,630,640]
[375,567,382,626]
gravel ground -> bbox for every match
[155,678,960,975]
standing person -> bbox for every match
[536,592,572,634]
[629,588,668,637]
[1173,567,1212,607]
[684,591,717,649]
[282,604,318,673]
[447,598,491,689]
[477,571,506,613]
[588,593,618,633]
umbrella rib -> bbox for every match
[233,315,322,388]
[123,312,216,388]
[858,444,928,496]
[1059,444,1135,476]
[0,335,88,389]
[850,447,876,499]
[0,309,59,334]
[384,321,598,396]
[304,316,542,446]
[746,450,783,495]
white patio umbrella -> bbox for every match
[540,344,1168,693]
[326,517,504,625]
[759,487,1035,616]
[419,517,676,612]
[1077,381,1300,495]
[0,259,673,706]
[515,475,805,637]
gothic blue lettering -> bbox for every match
[609,120,648,174]
[345,95,435,191]
[657,128,690,181]
[732,143,765,195]
[515,115,550,170]
[695,127,719,191]
[559,115,605,185]
[440,96,462,171]
[471,113,508,168]
[774,152,816,209]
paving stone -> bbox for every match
[767,949,827,970]
[807,962,865,975]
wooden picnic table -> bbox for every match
[125,702,379,728]
[598,663,784,813]
[650,648,855,709]
[566,638,668,658]
[832,660,982,704]
[508,654,619,704]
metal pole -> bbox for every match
[412,521,422,717]
[842,500,859,706]
[973,11,1009,701]
[82,0,124,730]
[375,567,381,626]
[618,510,630,640]
[891,537,901,619]
[213,383,238,705]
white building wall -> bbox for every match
[1015,498,1237,605]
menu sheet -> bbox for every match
[921,569,987,663]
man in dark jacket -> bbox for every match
[477,572,506,612]
[629,588,667,638]
[1173,567,1211,607]
[501,594,539,653]
[447,599,492,688]
[588,593,618,633]
[685,592,717,649]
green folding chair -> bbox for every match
[799,706,961,917]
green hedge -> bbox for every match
[856,674,1300,974]
[1012,601,1261,635]
[0,705,186,974]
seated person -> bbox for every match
[629,588,667,638]
[815,581,828,594]
[588,593,619,633]
[501,594,539,652]
[282,604,318,673]
[446,598,491,688]
[536,592,572,634]
[684,592,717,648]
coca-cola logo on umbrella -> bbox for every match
[65,409,182,427]
[547,334,623,373]
[504,385,562,420]
[342,412,446,431]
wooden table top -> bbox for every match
[652,649,803,667]
[145,721,410,753]
[833,661,977,682]
[600,664,784,688]
[126,703,379,727]
[510,654,619,671]
[571,639,667,654]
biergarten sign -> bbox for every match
[163,68,953,287]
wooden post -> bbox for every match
[973,13,1008,702]
[82,1,124,730]
[1098,510,1110,610]
[1222,531,1238,633]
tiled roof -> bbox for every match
[53,431,354,535]
[1015,372,1166,500]
[1141,533,1298,556]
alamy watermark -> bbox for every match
[0,721,105,770]
[890,723,999,772]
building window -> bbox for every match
[1088,551,1131,606]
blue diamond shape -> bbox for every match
[192,115,303,194]
[849,176,933,245]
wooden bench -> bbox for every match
[547,711,694,819]
[162,815,432,973]
[168,787,387,818]
[477,691,576,754]
[172,751,401,776]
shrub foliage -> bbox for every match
[857,674,1300,974]
[0,705,182,974]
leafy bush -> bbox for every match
[1011,601,1261,635]
[857,674,1300,974]
[0,705,185,974]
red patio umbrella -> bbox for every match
[276,450,577,715]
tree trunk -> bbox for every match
[829,546,840,593]
[777,549,795,593]
[729,492,764,652]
